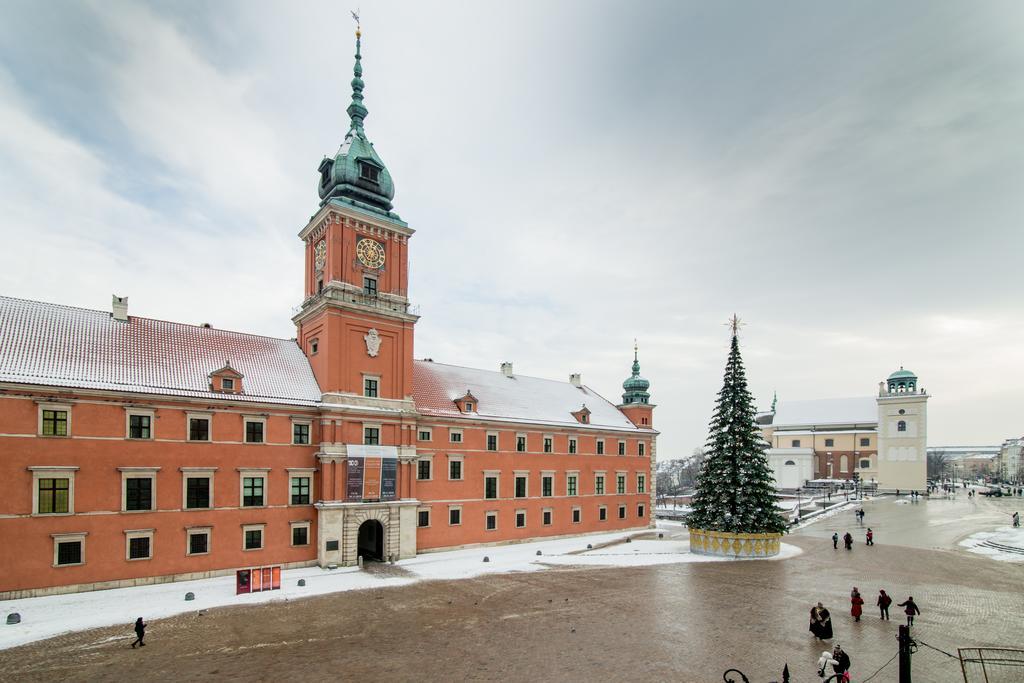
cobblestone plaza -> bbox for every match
[1,494,1021,682]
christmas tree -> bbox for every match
[687,317,786,534]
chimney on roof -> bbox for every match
[569,373,582,388]
[111,295,128,322]
[201,323,212,329]
[500,362,514,378]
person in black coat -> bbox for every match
[832,645,851,676]
[809,602,834,640]
[897,597,921,626]
[131,617,146,648]
[843,532,854,550]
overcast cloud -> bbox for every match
[1,1,1022,457]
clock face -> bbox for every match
[314,240,326,271]
[356,238,386,269]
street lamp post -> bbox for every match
[795,487,801,522]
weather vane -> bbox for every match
[351,9,361,35]
[725,314,745,336]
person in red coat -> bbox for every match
[850,587,864,622]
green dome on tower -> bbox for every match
[621,342,651,405]
[317,27,399,219]
[886,366,918,393]
[888,367,916,380]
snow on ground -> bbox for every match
[959,525,1024,562]
[0,526,799,650]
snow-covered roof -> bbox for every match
[770,397,878,428]
[0,296,322,406]
[412,360,642,431]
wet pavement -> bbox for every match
[1,494,1022,682]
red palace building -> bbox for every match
[0,30,657,598]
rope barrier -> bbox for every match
[859,652,898,682]
[917,639,958,659]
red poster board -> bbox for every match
[236,566,281,594]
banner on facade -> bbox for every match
[346,445,399,502]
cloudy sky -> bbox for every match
[1,1,1022,457]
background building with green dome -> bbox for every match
[758,367,929,491]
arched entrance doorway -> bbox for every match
[357,519,384,561]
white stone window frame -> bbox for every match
[618,440,627,456]
[418,427,433,442]
[221,376,236,392]
[448,504,463,527]
[483,470,501,500]
[568,436,578,454]
[30,466,78,516]
[287,468,316,506]
[361,373,382,398]
[242,523,266,551]
[186,411,213,442]
[618,504,627,519]
[599,504,608,521]
[541,507,553,526]
[291,418,313,445]
[238,468,271,508]
[186,526,212,556]
[571,505,582,524]
[485,510,498,531]
[486,430,499,451]
[594,471,607,496]
[540,470,555,497]
[417,454,434,481]
[616,471,628,495]
[119,467,160,513]
[243,415,268,444]
[596,438,605,455]
[515,508,527,528]
[180,467,217,510]
[637,472,647,494]
[447,454,464,481]
[37,402,73,438]
[362,422,383,445]
[513,470,529,498]
[449,428,464,444]
[417,506,432,528]
[51,531,87,567]
[290,520,312,547]
[542,434,554,453]
[515,432,528,453]
[637,503,646,518]
[125,407,156,441]
[638,441,646,457]
[566,470,580,497]
[309,337,319,355]
[124,528,155,561]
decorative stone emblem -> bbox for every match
[314,239,327,271]
[364,328,381,357]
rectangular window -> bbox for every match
[617,474,626,495]
[38,478,70,514]
[188,531,209,555]
[860,438,870,447]
[568,438,577,454]
[572,507,581,524]
[449,430,463,443]
[486,512,497,530]
[449,508,461,526]
[541,475,553,497]
[418,460,432,480]
[418,429,432,441]
[242,477,265,507]
[487,433,498,451]
[290,477,311,505]
[128,536,151,560]
[364,427,380,445]
[618,441,626,456]
[245,420,264,444]
[244,529,263,550]
[222,378,235,391]
[125,478,153,511]
[595,475,605,495]
[618,505,626,519]
[449,460,462,480]
[464,402,474,412]
[597,440,605,455]
[484,475,498,499]
[515,511,526,528]
[638,442,646,457]
[567,474,578,496]
[637,504,646,518]
[516,435,526,452]
[56,540,82,566]
[293,423,310,445]
[542,509,552,526]
[189,417,210,441]
[360,163,380,183]
[514,475,527,498]
[42,409,68,436]
[128,414,151,439]
[418,510,430,527]
[363,276,378,296]
[791,439,801,447]
[364,378,379,398]
[543,437,552,453]
[186,477,211,509]
[824,438,834,448]
[599,506,608,521]
[637,474,646,494]
[292,526,309,546]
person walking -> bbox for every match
[832,532,839,550]
[866,528,874,545]
[897,596,921,626]
[809,602,834,641]
[843,531,853,550]
[130,617,146,648]
[850,588,864,622]
[877,590,891,620]
[832,644,851,679]
[1013,511,1020,528]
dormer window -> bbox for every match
[209,363,244,394]
[571,405,592,425]
[222,378,234,391]
[455,390,477,413]
[359,162,380,184]
[465,402,474,412]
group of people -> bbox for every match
[809,593,921,678]
[832,528,873,549]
